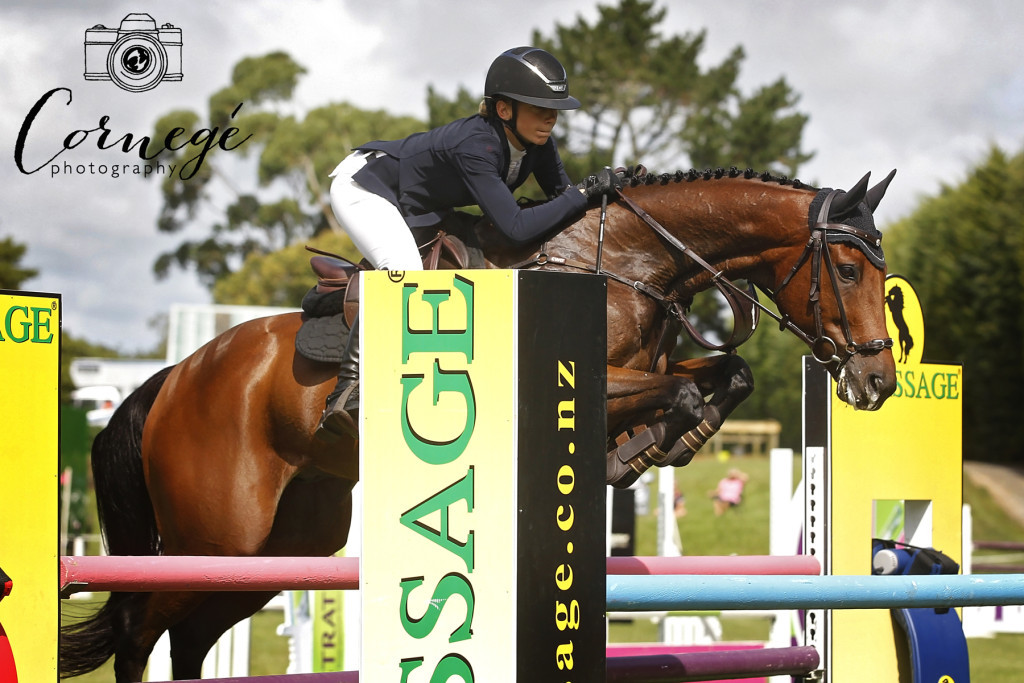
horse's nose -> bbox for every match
[868,369,896,405]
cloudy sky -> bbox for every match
[2,1,1022,353]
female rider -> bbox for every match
[317,46,620,441]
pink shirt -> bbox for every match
[716,477,744,504]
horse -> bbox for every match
[885,284,914,363]
[60,166,898,681]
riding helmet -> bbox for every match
[485,47,581,110]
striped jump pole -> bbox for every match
[607,573,1024,611]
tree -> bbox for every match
[530,0,812,177]
[151,52,424,292]
[886,145,1024,462]
[156,3,815,337]
[683,77,813,176]
[526,0,812,364]
[0,234,38,289]
[213,231,355,306]
[426,85,480,129]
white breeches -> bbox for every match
[328,151,422,271]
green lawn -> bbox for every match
[64,453,1024,681]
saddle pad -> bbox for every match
[295,312,351,364]
[301,286,347,318]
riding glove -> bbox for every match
[577,167,623,202]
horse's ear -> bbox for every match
[865,169,897,213]
[829,172,871,218]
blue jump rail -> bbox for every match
[606,573,1024,611]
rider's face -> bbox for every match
[498,101,558,150]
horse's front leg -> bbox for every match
[604,355,755,488]
[662,354,755,466]
[605,365,705,488]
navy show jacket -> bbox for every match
[353,114,588,244]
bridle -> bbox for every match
[585,187,893,371]
[765,189,893,368]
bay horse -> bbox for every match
[61,167,898,681]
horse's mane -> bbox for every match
[622,166,819,192]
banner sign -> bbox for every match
[360,270,606,682]
[0,290,61,682]
[804,275,963,682]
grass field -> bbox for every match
[64,452,1024,681]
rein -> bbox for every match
[615,187,892,368]
[527,187,892,369]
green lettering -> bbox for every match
[947,372,960,400]
[931,371,947,399]
[399,655,474,683]
[399,573,475,642]
[5,306,30,343]
[399,468,475,571]
[916,371,932,399]
[401,362,476,465]
[402,276,475,363]
[399,658,424,682]
[31,307,53,343]
[903,370,916,398]
[431,654,474,682]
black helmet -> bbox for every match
[485,47,580,110]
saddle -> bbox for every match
[295,229,474,364]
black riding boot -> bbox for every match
[316,315,360,442]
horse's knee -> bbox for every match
[725,355,755,401]
[673,380,704,419]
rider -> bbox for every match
[316,46,622,442]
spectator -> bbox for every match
[710,468,748,516]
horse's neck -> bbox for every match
[615,179,815,292]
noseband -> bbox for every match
[612,188,893,370]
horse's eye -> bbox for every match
[838,264,858,281]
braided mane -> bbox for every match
[623,166,818,191]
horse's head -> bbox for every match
[770,170,898,410]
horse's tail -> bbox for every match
[92,365,172,556]
[59,365,173,679]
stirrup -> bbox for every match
[316,382,359,442]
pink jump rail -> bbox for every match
[60,554,819,595]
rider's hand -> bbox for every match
[577,167,623,202]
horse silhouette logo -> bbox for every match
[885,284,914,363]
